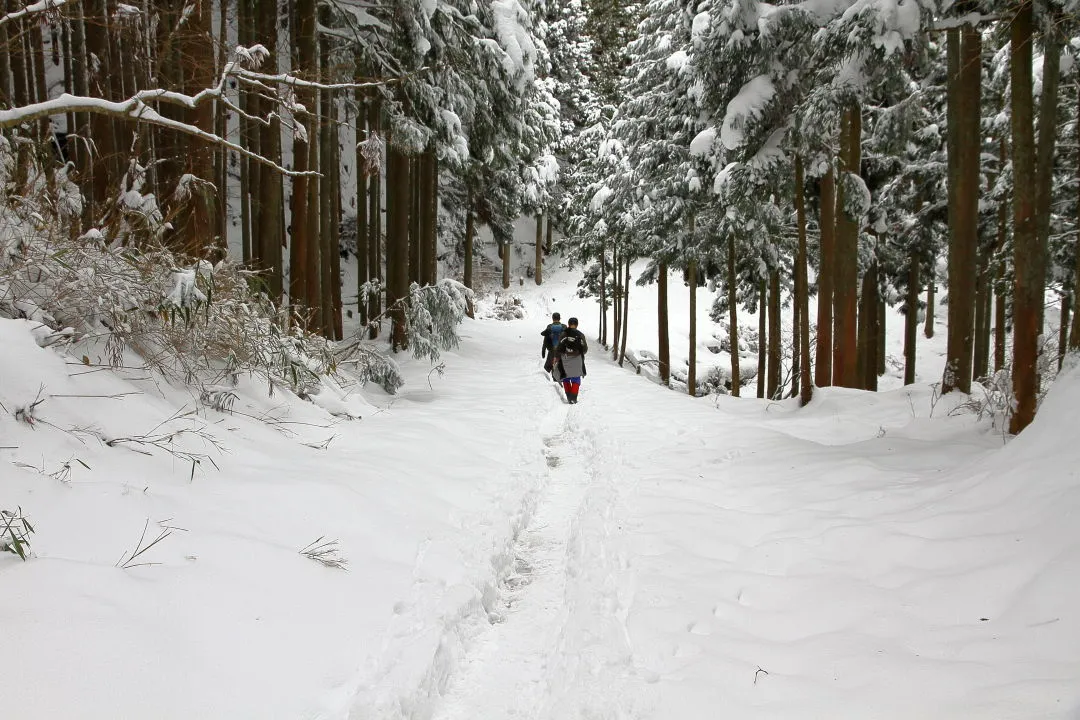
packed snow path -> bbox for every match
[430,397,638,720]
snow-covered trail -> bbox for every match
[408,304,1079,719]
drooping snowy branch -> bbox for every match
[0,45,421,175]
[0,0,71,29]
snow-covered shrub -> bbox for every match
[405,279,474,362]
[0,156,402,395]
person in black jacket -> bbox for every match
[540,312,566,374]
[554,317,588,403]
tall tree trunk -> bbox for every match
[795,155,813,405]
[619,258,630,365]
[996,138,1010,368]
[535,213,543,285]
[356,97,369,322]
[409,156,421,285]
[71,0,90,226]
[319,38,335,336]
[289,0,315,315]
[973,247,990,381]
[767,266,780,399]
[367,97,382,336]
[599,238,607,345]
[61,17,74,161]
[502,239,510,289]
[611,248,621,359]
[258,0,284,299]
[424,148,438,286]
[757,280,767,399]
[546,216,553,254]
[728,236,741,397]
[688,258,698,396]
[815,168,835,387]
[215,0,229,252]
[834,103,861,388]
[0,0,11,108]
[1035,17,1062,342]
[463,200,474,289]
[1070,86,1080,353]
[658,260,671,385]
[306,97,322,327]
[330,102,344,340]
[859,261,879,391]
[83,0,115,221]
[386,144,410,350]
[944,22,981,394]
[1059,292,1071,370]
[904,254,920,385]
[925,259,936,338]
[791,285,801,399]
[1009,0,1039,434]
[877,297,886,376]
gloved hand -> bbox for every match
[541,348,546,358]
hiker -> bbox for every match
[540,312,566,374]
[554,317,588,404]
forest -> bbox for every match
[0,0,1075,436]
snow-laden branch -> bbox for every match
[0,0,71,28]
[0,45,420,176]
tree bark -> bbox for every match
[815,168,835,387]
[1059,292,1071,371]
[834,103,861,388]
[996,137,1010,368]
[858,261,879,391]
[386,143,410,351]
[1034,17,1061,342]
[319,26,335,337]
[757,280,767,399]
[767,266,781,399]
[689,259,698,396]
[1071,86,1080,353]
[728,235,741,397]
[611,248,621,358]
[535,213,543,285]
[877,297,886,376]
[502,239,511,288]
[904,254,920,385]
[943,22,981,394]
[410,156,421,286]
[289,0,315,315]
[1009,0,1039,434]
[463,200,474,289]
[424,148,438,286]
[0,0,11,107]
[795,154,813,406]
[658,260,671,385]
[619,257,630,365]
[368,97,382,336]
[599,237,607,345]
[355,95,369,322]
[258,0,284,300]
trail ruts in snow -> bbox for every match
[431,405,645,720]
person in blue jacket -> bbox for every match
[540,312,566,374]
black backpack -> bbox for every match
[561,334,582,357]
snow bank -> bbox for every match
[0,314,555,720]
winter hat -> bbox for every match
[567,317,578,326]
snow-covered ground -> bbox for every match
[3,260,1079,719]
